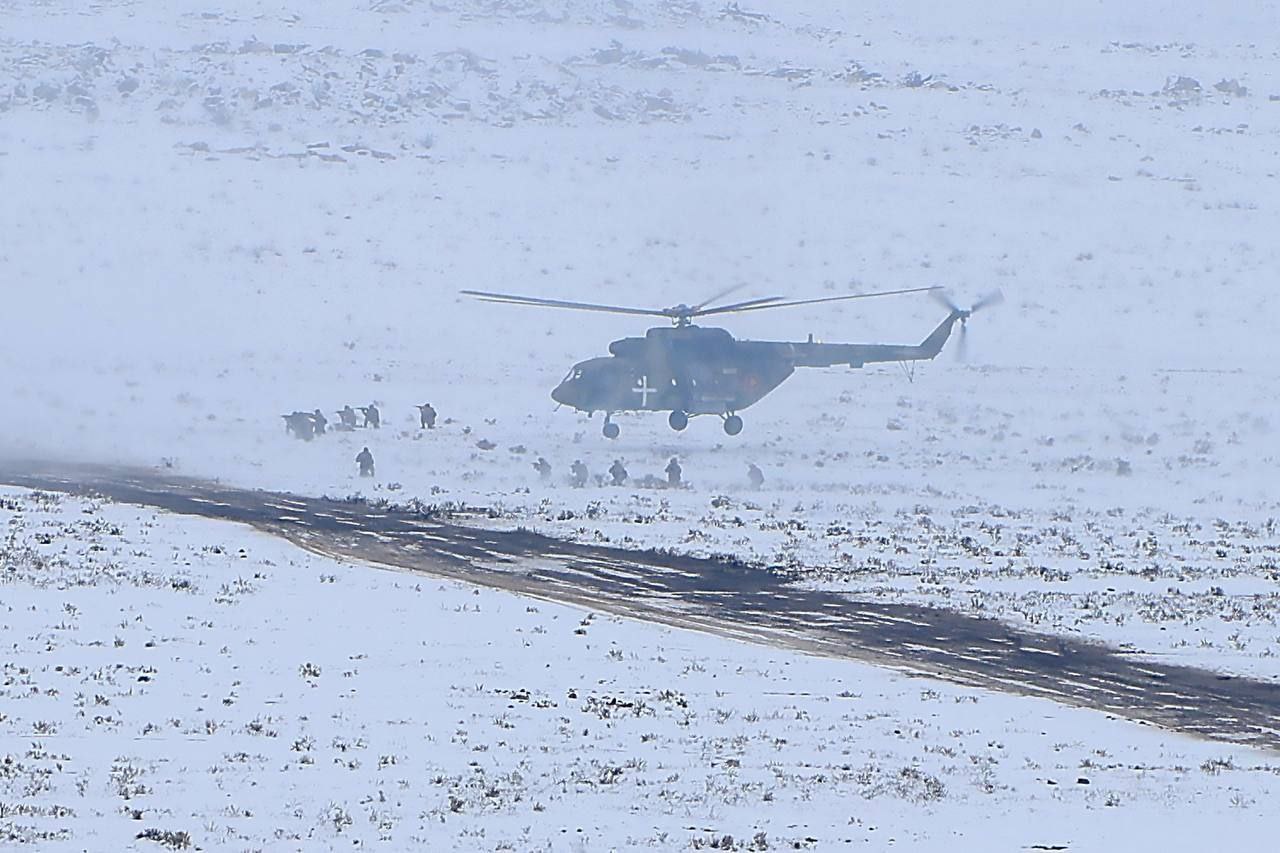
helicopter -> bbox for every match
[462,285,1002,438]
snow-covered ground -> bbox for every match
[9,0,1278,680]
[3,0,1280,842]
[5,487,1280,850]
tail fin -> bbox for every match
[917,311,963,358]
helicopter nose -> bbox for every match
[551,380,574,406]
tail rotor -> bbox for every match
[930,289,1004,362]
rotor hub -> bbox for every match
[665,304,696,326]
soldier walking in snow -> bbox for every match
[417,403,438,429]
[310,408,328,436]
[570,459,589,488]
[337,405,358,430]
[356,446,375,477]
[533,456,552,482]
[360,403,380,429]
[609,459,628,486]
[665,457,682,488]
[747,462,764,489]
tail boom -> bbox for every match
[777,311,964,368]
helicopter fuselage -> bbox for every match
[550,311,964,431]
[552,327,792,417]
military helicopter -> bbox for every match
[463,285,1002,438]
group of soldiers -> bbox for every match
[353,450,762,486]
[282,403,379,441]
[282,402,439,442]
[545,457,765,489]
[280,402,769,489]
[279,401,441,478]
[349,451,760,487]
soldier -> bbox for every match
[310,408,328,436]
[356,446,375,477]
[337,405,358,430]
[417,403,438,430]
[747,462,764,489]
[665,456,682,488]
[533,456,552,482]
[609,459,628,486]
[283,411,314,441]
[360,403,380,429]
[570,459,589,488]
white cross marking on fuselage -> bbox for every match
[632,375,656,407]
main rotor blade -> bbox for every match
[693,283,747,312]
[712,285,943,315]
[460,290,667,318]
[693,295,787,316]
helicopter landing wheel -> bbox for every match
[602,417,620,440]
[668,410,689,432]
[723,414,743,436]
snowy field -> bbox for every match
[3,0,1280,845]
[5,0,1277,679]
[4,487,1279,850]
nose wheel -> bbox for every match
[602,414,620,440]
[723,414,743,436]
[668,410,688,432]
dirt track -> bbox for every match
[4,459,1278,752]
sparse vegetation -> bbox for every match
[3,0,1279,847]
[136,828,193,849]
